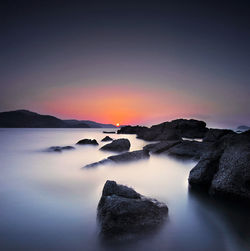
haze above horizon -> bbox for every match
[1,1,250,128]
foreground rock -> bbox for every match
[189,131,250,202]
[101,136,113,142]
[100,138,130,152]
[47,146,75,152]
[76,139,98,145]
[84,150,149,168]
[97,180,168,235]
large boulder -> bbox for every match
[76,139,98,145]
[136,119,208,141]
[84,150,150,168]
[100,138,130,152]
[189,131,250,202]
[97,180,168,235]
[203,128,236,142]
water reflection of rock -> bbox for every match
[188,187,250,250]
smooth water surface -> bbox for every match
[0,129,249,251]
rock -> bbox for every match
[117,125,148,135]
[47,146,75,152]
[100,138,130,152]
[101,136,113,142]
[108,150,150,162]
[97,180,168,235]
[188,150,221,188]
[203,128,236,142]
[84,150,150,168]
[136,119,208,141]
[166,140,213,160]
[189,131,250,202]
[103,131,116,134]
[76,139,98,145]
[143,140,181,154]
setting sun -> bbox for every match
[116,123,120,127]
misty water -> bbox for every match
[0,129,249,251]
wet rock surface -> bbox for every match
[76,139,99,145]
[100,138,130,152]
[97,180,168,236]
[189,131,250,202]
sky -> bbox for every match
[1,1,250,128]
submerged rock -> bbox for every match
[100,138,130,152]
[189,131,250,202]
[76,139,99,145]
[101,136,113,142]
[84,150,149,168]
[97,180,168,235]
[47,146,75,152]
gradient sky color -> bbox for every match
[1,1,250,127]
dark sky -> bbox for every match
[1,1,250,127]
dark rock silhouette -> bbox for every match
[166,140,213,160]
[118,119,208,141]
[203,128,236,142]
[143,140,181,154]
[100,138,130,152]
[103,131,116,134]
[117,125,148,135]
[101,136,113,142]
[47,146,75,152]
[189,131,250,202]
[76,139,99,145]
[84,150,149,168]
[97,180,168,235]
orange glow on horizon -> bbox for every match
[35,83,214,125]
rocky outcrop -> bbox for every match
[76,139,98,145]
[84,150,149,168]
[103,131,116,134]
[203,128,236,142]
[100,138,130,152]
[143,140,181,154]
[47,146,75,152]
[136,119,208,141]
[97,180,168,235]
[117,125,148,135]
[189,131,250,202]
[101,136,113,142]
[166,140,213,160]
